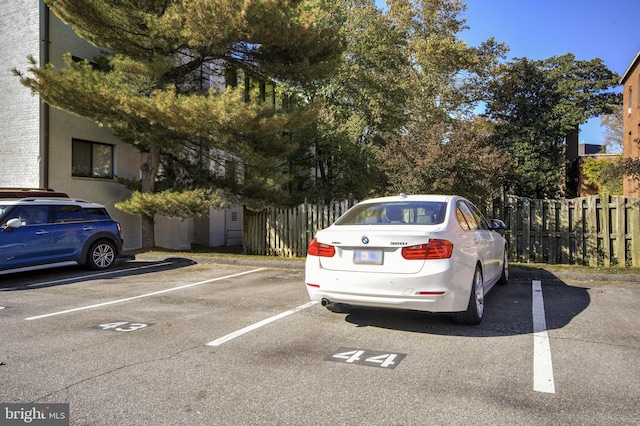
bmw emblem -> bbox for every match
[361,236,369,245]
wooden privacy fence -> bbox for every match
[244,194,640,267]
[244,200,356,258]
[491,194,640,267]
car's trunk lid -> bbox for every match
[315,226,440,274]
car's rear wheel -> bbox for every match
[498,248,509,285]
[456,266,484,325]
[87,240,116,270]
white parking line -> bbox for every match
[24,268,266,321]
[532,280,556,393]
[206,301,318,347]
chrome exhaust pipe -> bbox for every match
[321,298,331,306]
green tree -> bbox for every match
[15,0,344,247]
[484,54,621,199]
[603,104,640,187]
[377,0,507,197]
[291,0,409,203]
[600,104,623,154]
[621,156,640,186]
[385,0,506,122]
[579,104,625,196]
[581,157,623,195]
[295,0,507,202]
[383,118,508,205]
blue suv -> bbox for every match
[0,198,124,274]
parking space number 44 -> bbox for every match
[333,349,398,368]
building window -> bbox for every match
[72,139,114,179]
[629,86,633,114]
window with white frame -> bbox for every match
[72,138,114,179]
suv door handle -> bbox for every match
[35,230,49,235]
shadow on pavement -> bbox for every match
[0,258,196,291]
[342,270,591,337]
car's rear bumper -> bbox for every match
[305,258,473,313]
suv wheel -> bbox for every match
[88,240,116,270]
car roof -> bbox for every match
[0,188,69,199]
[357,194,456,204]
[0,198,104,208]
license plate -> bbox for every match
[353,249,384,265]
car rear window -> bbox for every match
[335,202,447,225]
[84,207,111,220]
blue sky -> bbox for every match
[459,0,640,146]
[375,1,640,147]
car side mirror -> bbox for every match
[2,218,22,232]
[491,219,506,230]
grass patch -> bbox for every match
[510,262,640,275]
[127,245,305,264]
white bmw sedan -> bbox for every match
[305,194,509,325]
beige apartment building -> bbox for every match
[0,1,143,249]
[0,1,244,250]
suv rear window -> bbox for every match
[84,208,111,220]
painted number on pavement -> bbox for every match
[326,347,407,369]
[97,321,150,332]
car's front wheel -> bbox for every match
[87,240,116,270]
[455,266,484,325]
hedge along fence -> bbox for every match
[244,194,640,267]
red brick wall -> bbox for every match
[622,54,640,197]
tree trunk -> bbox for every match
[139,146,161,248]
[140,214,155,249]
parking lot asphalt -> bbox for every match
[1,255,638,425]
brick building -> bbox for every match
[620,50,640,197]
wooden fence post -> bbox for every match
[630,198,640,267]
[613,196,625,267]
[532,199,543,263]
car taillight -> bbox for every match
[307,238,336,257]
[401,239,453,260]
